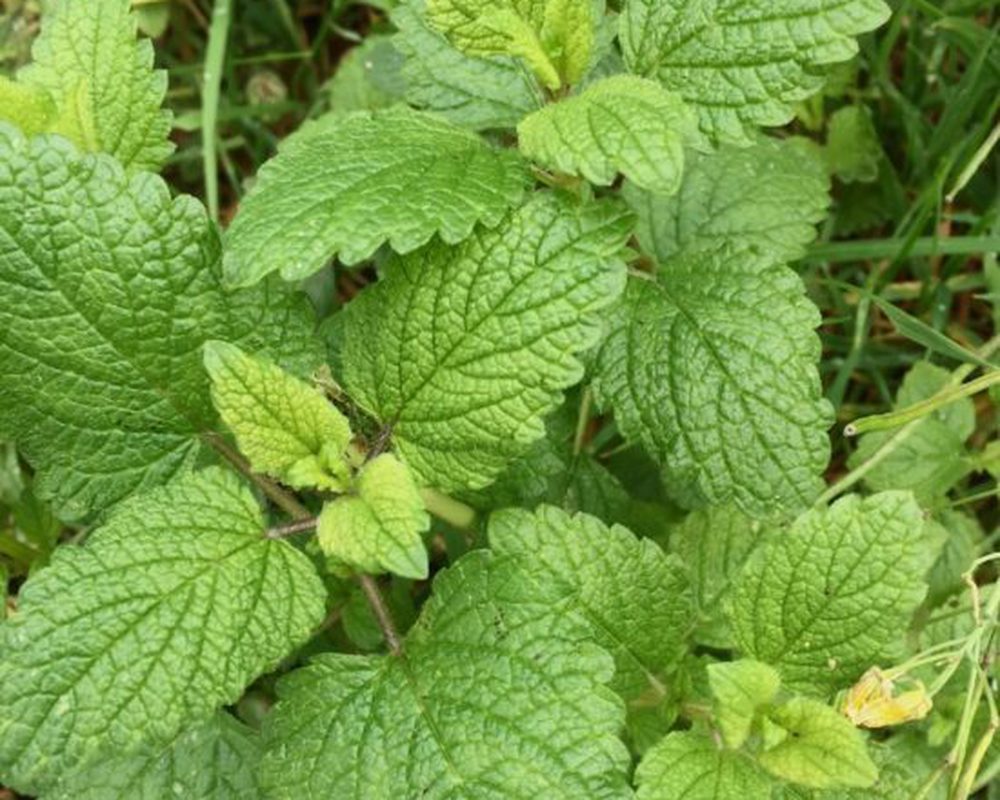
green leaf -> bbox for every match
[204,341,353,492]
[15,0,172,171]
[518,75,695,195]
[848,362,976,503]
[394,1,542,130]
[425,0,595,89]
[925,510,980,607]
[669,506,765,648]
[729,492,932,694]
[620,0,890,143]
[325,36,407,114]
[759,698,877,789]
[0,127,322,517]
[47,712,262,800]
[707,659,781,749]
[489,506,694,726]
[635,731,773,800]
[825,105,881,183]
[795,733,947,800]
[317,453,430,580]
[223,107,529,286]
[341,192,631,492]
[594,251,832,516]
[0,468,326,794]
[134,2,171,38]
[259,550,631,798]
[0,441,24,506]
[624,137,830,263]
[462,402,634,528]
[0,76,56,135]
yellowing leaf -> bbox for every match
[841,667,932,729]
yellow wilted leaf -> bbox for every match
[842,667,932,728]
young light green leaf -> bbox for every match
[341,192,631,493]
[317,453,430,580]
[825,105,882,183]
[624,137,830,263]
[729,492,932,694]
[620,0,891,143]
[394,1,543,130]
[223,106,529,286]
[669,506,765,648]
[0,76,56,135]
[259,550,631,799]
[14,0,172,171]
[708,659,782,749]
[425,0,595,90]
[0,468,326,795]
[594,250,832,516]
[760,698,877,789]
[518,75,695,195]
[204,341,352,492]
[0,127,322,517]
[848,362,975,503]
[47,712,262,800]
[635,731,773,800]
[489,506,694,724]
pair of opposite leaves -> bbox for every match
[204,340,431,581]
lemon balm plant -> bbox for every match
[0,0,998,798]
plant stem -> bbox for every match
[266,518,318,539]
[206,438,406,654]
[815,418,925,505]
[359,575,402,656]
[573,387,593,457]
[845,369,1000,436]
[420,488,477,530]
[805,235,1000,263]
[202,0,233,220]
[818,335,1000,506]
[204,433,311,519]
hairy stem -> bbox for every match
[359,575,402,656]
[207,435,404,654]
[266,518,318,539]
[204,433,312,520]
